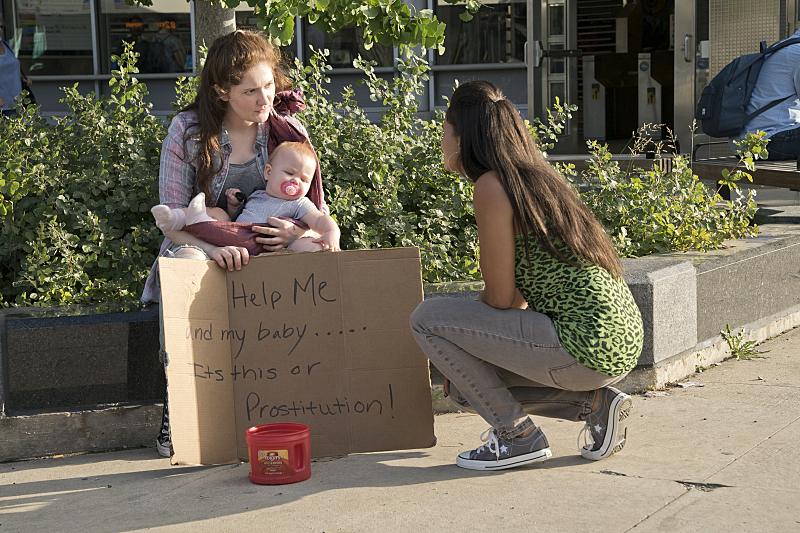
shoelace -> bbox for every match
[577,422,595,451]
[476,428,501,461]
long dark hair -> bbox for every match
[182,30,289,203]
[446,80,622,277]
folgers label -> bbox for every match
[257,449,290,475]
[246,423,311,484]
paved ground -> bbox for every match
[2,327,799,533]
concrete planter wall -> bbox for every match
[1,304,163,415]
[0,304,164,461]
[2,225,799,461]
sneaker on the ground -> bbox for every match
[578,386,632,461]
[156,433,172,458]
[156,397,173,458]
[456,426,552,471]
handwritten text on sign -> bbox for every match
[185,270,394,424]
[161,247,433,463]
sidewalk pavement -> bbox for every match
[2,327,799,533]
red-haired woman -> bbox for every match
[142,30,326,457]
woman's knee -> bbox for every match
[410,299,441,335]
[171,247,208,260]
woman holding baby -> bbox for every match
[142,29,332,457]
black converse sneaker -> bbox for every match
[579,386,632,461]
[456,426,552,471]
[156,394,173,458]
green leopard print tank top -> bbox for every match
[514,233,643,377]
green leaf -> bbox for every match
[279,16,295,44]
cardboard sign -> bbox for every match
[159,248,435,465]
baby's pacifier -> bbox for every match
[281,182,300,197]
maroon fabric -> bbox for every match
[184,221,266,257]
[273,88,306,115]
[270,88,325,213]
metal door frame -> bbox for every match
[526,0,579,152]
[674,0,697,153]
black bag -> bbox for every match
[696,36,800,138]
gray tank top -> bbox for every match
[216,157,264,212]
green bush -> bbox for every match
[291,49,480,283]
[556,127,762,257]
[0,43,163,307]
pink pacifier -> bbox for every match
[281,182,300,197]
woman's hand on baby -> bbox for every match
[210,245,249,271]
[252,217,304,251]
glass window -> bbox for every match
[6,0,94,76]
[100,0,191,74]
[436,0,526,65]
[548,4,565,37]
[548,43,565,74]
[549,81,565,107]
[302,20,393,68]
[436,69,527,107]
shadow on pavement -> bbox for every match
[1,445,587,531]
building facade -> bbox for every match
[2,0,799,154]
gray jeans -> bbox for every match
[410,298,627,439]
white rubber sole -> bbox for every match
[581,393,632,461]
[156,439,172,458]
[456,448,552,471]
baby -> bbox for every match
[152,142,340,253]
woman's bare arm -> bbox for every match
[163,229,249,271]
[472,171,526,310]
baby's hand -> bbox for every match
[226,188,244,208]
[312,231,341,252]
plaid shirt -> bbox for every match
[142,109,322,303]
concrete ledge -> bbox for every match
[754,205,800,225]
[0,403,162,462]
[423,280,484,300]
[619,306,800,392]
[622,257,697,366]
